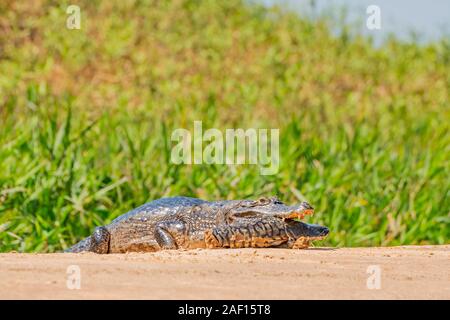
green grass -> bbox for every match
[0,0,449,252]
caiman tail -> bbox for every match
[65,226,110,253]
[65,236,93,253]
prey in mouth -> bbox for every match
[206,198,329,249]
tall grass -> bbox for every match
[0,0,448,252]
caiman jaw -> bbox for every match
[286,208,314,220]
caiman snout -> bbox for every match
[300,201,313,210]
[273,201,315,220]
[230,197,316,221]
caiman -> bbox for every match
[66,196,329,253]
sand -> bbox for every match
[0,245,449,299]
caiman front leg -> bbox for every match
[277,237,311,249]
[154,220,186,250]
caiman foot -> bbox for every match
[291,237,311,249]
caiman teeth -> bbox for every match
[287,209,314,220]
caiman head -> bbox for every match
[228,196,315,220]
[224,196,329,248]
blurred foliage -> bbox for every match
[0,0,449,252]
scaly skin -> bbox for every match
[66,196,328,253]
[204,216,329,249]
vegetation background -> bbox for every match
[0,0,448,252]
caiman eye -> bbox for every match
[255,197,270,205]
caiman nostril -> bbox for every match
[301,201,314,210]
